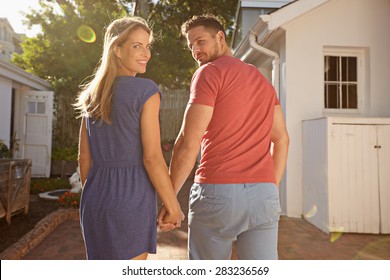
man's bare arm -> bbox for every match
[169,104,214,194]
[270,105,290,186]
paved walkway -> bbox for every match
[1,181,390,260]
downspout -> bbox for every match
[241,30,280,98]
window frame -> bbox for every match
[26,97,47,115]
[323,47,364,115]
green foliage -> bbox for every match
[30,177,71,194]
[0,135,19,158]
[11,0,238,147]
[52,145,78,161]
[12,0,132,149]
[13,0,128,82]
[145,0,238,88]
[0,139,11,159]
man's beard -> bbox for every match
[198,45,221,66]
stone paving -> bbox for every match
[1,181,390,260]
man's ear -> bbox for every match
[216,30,225,45]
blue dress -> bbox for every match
[80,76,160,259]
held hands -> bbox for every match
[157,204,185,232]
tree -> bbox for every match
[12,0,238,148]
[12,0,132,149]
[144,0,238,88]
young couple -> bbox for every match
[75,14,289,260]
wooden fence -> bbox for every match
[159,87,189,143]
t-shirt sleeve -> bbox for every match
[273,86,280,106]
[265,79,280,106]
[141,79,161,108]
[188,65,221,107]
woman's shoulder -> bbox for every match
[114,76,160,106]
[116,76,158,88]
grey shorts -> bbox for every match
[188,182,280,260]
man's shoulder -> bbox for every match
[194,56,239,75]
[212,55,241,67]
[193,61,219,79]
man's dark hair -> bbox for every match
[181,14,226,38]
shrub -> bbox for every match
[52,146,78,161]
[30,177,71,194]
[57,191,81,208]
[0,139,11,158]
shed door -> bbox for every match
[330,124,380,233]
[330,124,390,234]
[377,125,390,233]
[20,91,53,177]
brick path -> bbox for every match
[1,181,389,260]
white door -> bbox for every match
[377,125,390,233]
[19,91,53,177]
[329,124,380,233]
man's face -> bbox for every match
[186,26,223,66]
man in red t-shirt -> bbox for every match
[159,14,289,260]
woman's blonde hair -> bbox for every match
[74,16,153,124]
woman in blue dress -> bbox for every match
[74,16,182,260]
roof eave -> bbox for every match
[0,59,52,90]
[261,0,329,30]
[233,0,330,57]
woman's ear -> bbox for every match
[114,46,121,58]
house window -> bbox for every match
[324,55,358,109]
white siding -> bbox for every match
[0,76,12,146]
[302,118,329,232]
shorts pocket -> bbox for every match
[265,196,281,222]
[250,184,281,226]
[189,183,202,210]
[189,184,231,217]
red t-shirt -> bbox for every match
[189,56,279,184]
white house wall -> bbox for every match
[267,32,289,213]
[282,0,390,217]
[0,76,12,146]
[364,1,390,117]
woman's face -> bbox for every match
[116,28,152,76]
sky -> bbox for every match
[0,0,42,37]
